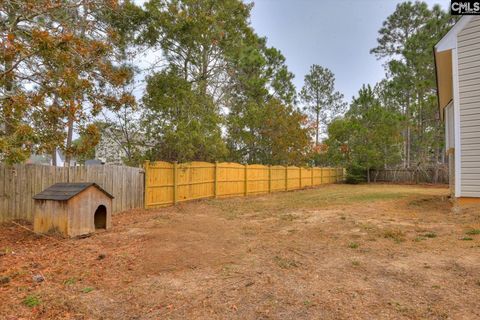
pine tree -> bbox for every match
[300,65,346,146]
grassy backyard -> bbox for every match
[1,184,480,319]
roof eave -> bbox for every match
[434,16,473,119]
[435,16,472,52]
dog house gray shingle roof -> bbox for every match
[33,183,114,201]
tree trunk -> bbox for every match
[199,45,209,96]
[3,7,16,136]
[3,60,14,135]
[65,112,75,167]
[183,52,189,80]
[367,168,370,183]
[52,149,57,166]
[315,108,320,145]
[433,166,439,184]
[406,126,411,169]
[403,92,411,169]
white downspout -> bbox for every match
[452,48,462,198]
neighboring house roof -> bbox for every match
[434,16,474,116]
[26,148,76,166]
[85,159,104,165]
[33,183,114,201]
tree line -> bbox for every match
[0,1,457,178]
[322,2,457,182]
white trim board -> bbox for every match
[436,16,473,52]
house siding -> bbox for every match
[95,134,125,165]
[458,16,480,197]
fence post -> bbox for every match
[311,167,314,186]
[214,161,219,198]
[244,164,248,196]
[285,166,288,191]
[268,165,272,193]
[299,167,302,189]
[143,160,150,209]
[173,161,178,204]
[320,168,323,184]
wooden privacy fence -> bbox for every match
[0,164,144,223]
[144,161,345,208]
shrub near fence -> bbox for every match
[144,161,345,208]
[0,164,144,223]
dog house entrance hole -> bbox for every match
[94,205,107,229]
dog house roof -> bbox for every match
[33,183,114,201]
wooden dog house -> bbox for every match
[33,183,113,237]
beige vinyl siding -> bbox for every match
[459,16,480,197]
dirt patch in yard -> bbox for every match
[2,184,480,319]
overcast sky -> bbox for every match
[248,0,449,102]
